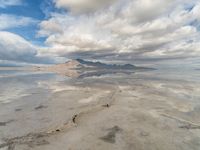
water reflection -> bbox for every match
[0,68,200,150]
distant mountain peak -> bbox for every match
[36,59,154,78]
[65,59,138,70]
[75,58,84,62]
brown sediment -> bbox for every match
[34,105,48,110]
[0,120,15,126]
[0,132,50,150]
[72,114,78,123]
[0,88,119,150]
[102,104,110,108]
[0,117,74,150]
[15,108,22,112]
[179,124,200,130]
[100,126,122,143]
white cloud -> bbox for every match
[0,0,22,8]
[1,0,199,64]
[38,0,200,62]
[54,0,118,14]
[0,31,54,64]
[0,31,36,61]
[0,14,37,30]
[120,0,173,23]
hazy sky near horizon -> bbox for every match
[0,0,200,66]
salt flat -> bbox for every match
[0,69,200,150]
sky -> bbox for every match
[0,0,200,67]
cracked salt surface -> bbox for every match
[1,69,200,150]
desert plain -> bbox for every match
[0,68,200,150]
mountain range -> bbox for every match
[65,59,151,70]
[36,59,154,78]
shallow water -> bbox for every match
[0,68,200,150]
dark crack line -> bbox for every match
[0,87,119,150]
[161,113,200,130]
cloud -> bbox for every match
[38,0,200,63]
[0,14,38,30]
[54,0,118,14]
[0,0,22,8]
[0,31,55,64]
[0,0,198,65]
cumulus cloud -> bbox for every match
[37,0,200,63]
[0,0,22,8]
[2,0,198,65]
[0,14,38,30]
[0,14,48,65]
[54,0,118,14]
[0,0,198,65]
[0,31,54,64]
